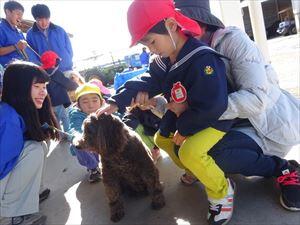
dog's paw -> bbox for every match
[110,210,125,222]
[151,195,165,210]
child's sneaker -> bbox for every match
[180,173,198,185]
[12,213,47,225]
[151,147,162,164]
[207,178,235,225]
[88,167,102,183]
[276,162,300,211]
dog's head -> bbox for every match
[74,113,128,156]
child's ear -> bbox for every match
[165,18,178,32]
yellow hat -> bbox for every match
[75,83,103,101]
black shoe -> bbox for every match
[277,162,300,211]
[39,188,50,203]
[12,213,47,225]
[88,167,102,183]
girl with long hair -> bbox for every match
[0,61,59,225]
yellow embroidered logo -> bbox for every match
[204,66,214,75]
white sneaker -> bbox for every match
[207,178,235,225]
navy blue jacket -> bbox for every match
[46,68,78,107]
[0,19,38,67]
[26,23,73,72]
[110,37,234,137]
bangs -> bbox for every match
[33,69,50,84]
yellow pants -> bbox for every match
[154,127,228,199]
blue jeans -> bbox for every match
[53,105,70,132]
[208,130,287,177]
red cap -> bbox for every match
[40,51,60,69]
[127,0,202,47]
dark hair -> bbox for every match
[2,61,59,141]
[197,21,219,32]
[31,4,50,19]
[4,1,24,12]
[148,20,168,35]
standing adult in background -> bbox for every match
[0,1,38,68]
[26,4,73,73]
[139,47,150,66]
[170,0,300,212]
[0,61,59,225]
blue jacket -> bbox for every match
[46,68,78,107]
[68,107,87,135]
[26,22,73,72]
[0,103,26,179]
[0,19,39,67]
[110,37,235,137]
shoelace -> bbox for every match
[277,171,300,186]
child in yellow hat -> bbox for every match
[68,83,104,183]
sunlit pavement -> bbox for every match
[36,34,300,225]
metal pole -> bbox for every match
[291,0,300,34]
[248,0,270,63]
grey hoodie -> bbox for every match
[211,26,300,157]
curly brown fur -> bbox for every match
[75,113,165,222]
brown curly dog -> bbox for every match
[74,113,165,222]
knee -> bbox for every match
[178,148,197,166]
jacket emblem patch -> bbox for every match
[171,82,187,103]
[204,66,214,75]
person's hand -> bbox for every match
[166,101,189,117]
[96,103,118,116]
[129,92,156,111]
[16,40,28,51]
[135,91,150,106]
[172,130,186,146]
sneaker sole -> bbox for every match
[280,195,300,211]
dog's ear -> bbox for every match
[97,114,128,154]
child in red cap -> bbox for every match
[40,51,78,132]
[100,1,236,224]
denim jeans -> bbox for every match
[53,105,70,132]
[208,130,287,177]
